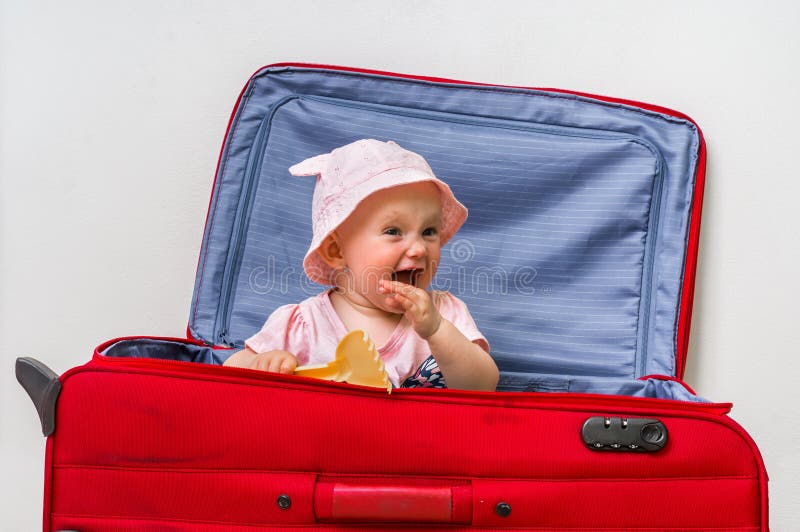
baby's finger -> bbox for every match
[381,281,425,304]
[390,282,428,307]
[383,294,407,313]
[392,291,421,317]
[267,356,286,374]
[383,280,419,294]
[386,294,408,314]
[279,357,297,374]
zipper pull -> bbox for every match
[219,329,230,346]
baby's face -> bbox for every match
[335,181,442,312]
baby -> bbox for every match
[224,139,498,391]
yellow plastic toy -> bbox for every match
[293,330,392,393]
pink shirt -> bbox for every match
[245,290,489,387]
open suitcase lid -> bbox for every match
[188,63,705,385]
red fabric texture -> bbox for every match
[45,361,767,529]
[49,516,761,532]
[471,478,758,529]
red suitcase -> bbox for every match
[17,63,769,530]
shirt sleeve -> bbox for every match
[244,304,311,365]
[434,291,490,353]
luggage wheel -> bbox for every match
[15,357,61,437]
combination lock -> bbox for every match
[581,416,668,452]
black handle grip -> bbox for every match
[15,357,61,437]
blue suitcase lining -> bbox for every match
[109,67,703,400]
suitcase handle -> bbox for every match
[15,357,61,437]
[314,479,473,524]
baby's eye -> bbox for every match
[383,227,400,236]
[422,227,439,237]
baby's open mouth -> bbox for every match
[391,268,423,287]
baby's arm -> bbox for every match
[380,280,499,391]
[424,320,498,391]
[224,347,298,374]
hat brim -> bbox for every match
[303,167,468,285]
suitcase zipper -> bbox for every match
[213,93,666,378]
[214,95,301,345]
[87,350,730,415]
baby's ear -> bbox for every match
[317,233,346,268]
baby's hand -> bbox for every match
[225,348,298,374]
[379,280,442,339]
[251,350,298,374]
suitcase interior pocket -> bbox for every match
[101,338,229,365]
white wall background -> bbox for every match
[2,0,797,529]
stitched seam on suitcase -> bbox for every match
[192,84,253,336]
[72,365,729,413]
[51,512,315,528]
[272,68,698,128]
[53,465,757,482]
[50,514,761,531]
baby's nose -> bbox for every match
[406,238,427,258]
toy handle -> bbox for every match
[293,362,343,381]
[314,479,473,524]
